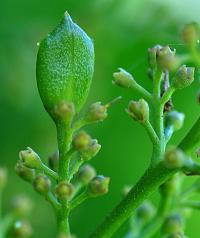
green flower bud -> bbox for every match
[164,148,186,169]
[15,163,36,182]
[81,139,101,160]
[157,46,176,71]
[19,147,42,169]
[136,201,155,223]
[85,102,108,122]
[113,68,136,88]
[12,220,32,238]
[36,12,94,120]
[182,23,199,47]
[172,65,194,89]
[77,164,96,185]
[53,101,75,123]
[11,196,33,218]
[148,45,162,69]
[165,111,185,131]
[33,174,51,195]
[0,168,7,190]
[87,175,110,197]
[127,99,149,123]
[73,131,92,151]
[55,181,74,201]
[48,151,59,172]
[162,214,182,235]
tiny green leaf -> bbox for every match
[36,12,94,118]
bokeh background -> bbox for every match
[1,0,200,237]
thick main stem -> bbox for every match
[57,208,70,236]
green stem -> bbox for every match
[143,121,159,146]
[131,82,152,102]
[70,191,88,210]
[89,103,199,238]
[69,159,84,182]
[160,87,175,106]
[57,208,70,236]
[46,192,61,210]
[89,163,176,238]
[40,163,59,180]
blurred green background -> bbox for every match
[0,0,200,237]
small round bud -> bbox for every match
[157,46,176,71]
[113,68,136,88]
[164,148,186,169]
[33,174,51,195]
[0,168,7,190]
[12,220,32,238]
[77,164,96,185]
[127,99,149,122]
[73,131,92,151]
[182,23,199,47]
[148,45,162,69]
[165,111,185,131]
[48,151,59,172]
[160,176,178,196]
[162,214,182,235]
[87,175,110,197]
[85,102,108,122]
[15,163,36,182]
[53,101,75,123]
[172,65,194,89]
[136,202,155,223]
[11,196,33,217]
[81,139,101,160]
[19,147,42,169]
[55,181,74,201]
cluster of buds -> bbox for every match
[73,131,101,160]
[0,167,33,238]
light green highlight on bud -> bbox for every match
[172,65,195,89]
[127,99,149,123]
[13,220,33,238]
[73,131,92,151]
[19,147,42,169]
[87,175,110,197]
[81,139,101,161]
[36,13,94,118]
[165,111,185,131]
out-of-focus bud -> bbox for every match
[57,234,76,238]
[0,168,7,190]
[127,99,149,123]
[87,175,110,197]
[53,101,75,123]
[77,164,96,185]
[162,214,182,235]
[48,151,59,172]
[85,102,108,122]
[172,65,194,89]
[19,147,42,169]
[11,196,33,217]
[81,139,101,160]
[160,176,178,196]
[157,46,176,71]
[12,220,33,238]
[15,163,36,183]
[33,174,51,195]
[164,111,185,131]
[182,23,199,47]
[113,68,136,88]
[148,45,162,69]
[164,148,186,169]
[73,131,92,151]
[55,181,74,201]
[122,185,132,196]
[136,202,155,223]
[166,233,186,238]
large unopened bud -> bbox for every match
[15,163,35,182]
[36,12,94,120]
[77,164,96,185]
[113,68,136,88]
[55,181,74,201]
[33,174,51,195]
[157,46,176,71]
[19,147,42,169]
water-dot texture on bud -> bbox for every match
[36,12,94,114]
